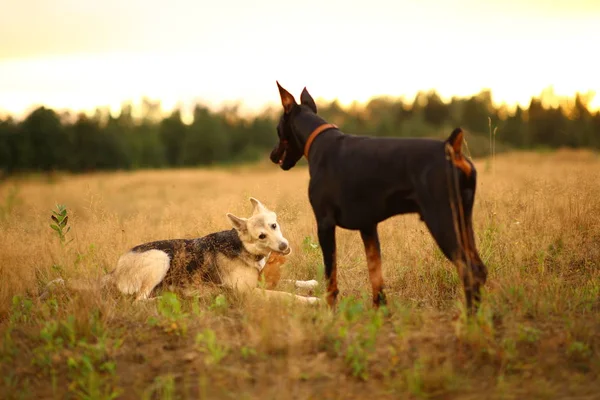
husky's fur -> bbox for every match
[101,197,319,304]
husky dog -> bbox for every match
[106,198,319,304]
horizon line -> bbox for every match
[1,86,598,123]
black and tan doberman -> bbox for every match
[269,82,488,314]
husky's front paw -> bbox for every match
[295,280,319,289]
[305,296,322,305]
[134,296,161,304]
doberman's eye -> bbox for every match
[258,233,266,240]
[271,223,277,230]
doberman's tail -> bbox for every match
[446,128,473,179]
[444,128,488,314]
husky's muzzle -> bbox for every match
[278,241,291,255]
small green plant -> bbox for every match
[302,235,320,253]
[32,320,63,370]
[2,370,31,400]
[567,341,591,360]
[404,359,425,398]
[1,325,15,357]
[195,329,229,365]
[517,325,541,344]
[240,345,257,360]
[328,296,385,380]
[29,310,122,400]
[454,300,496,355]
[157,292,186,318]
[10,295,34,324]
[209,293,228,313]
[50,204,72,245]
[66,339,122,400]
[74,243,97,268]
[500,338,518,373]
[60,314,78,348]
[191,296,204,317]
[143,374,178,400]
[148,292,188,336]
[41,296,60,318]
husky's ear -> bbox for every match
[226,213,248,232]
[300,87,317,113]
[249,197,268,215]
[277,81,297,114]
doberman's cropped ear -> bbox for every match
[447,127,464,156]
[300,87,317,113]
[226,213,248,232]
[276,81,297,114]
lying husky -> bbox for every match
[104,197,319,304]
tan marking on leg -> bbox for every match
[364,238,384,306]
[326,252,338,307]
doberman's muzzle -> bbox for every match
[269,139,288,166]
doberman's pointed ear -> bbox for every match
[276,81,297,114]
[300,87,317,113]
[448,127,464,155]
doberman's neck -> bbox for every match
[290,111,330,151]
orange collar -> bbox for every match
[303,123,338,159]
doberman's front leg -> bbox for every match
[317,222,338,307]
[360,225,387,307]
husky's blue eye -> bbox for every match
[259,233,266,240]
[271,224,277,230]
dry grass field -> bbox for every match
[1,150,599,399]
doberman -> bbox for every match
[269,82,488,314]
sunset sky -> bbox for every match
[1,0,599,118]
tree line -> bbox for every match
[1,88,599,175]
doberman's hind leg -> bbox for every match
[317,221,338,307]
[418,201,487,315]
[432,228,487,314]
[360,225,387,307]
[443,210,488,314]
[459,225,488,314]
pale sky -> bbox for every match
[1,0,599,118]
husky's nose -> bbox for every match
[279,242,289,252]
